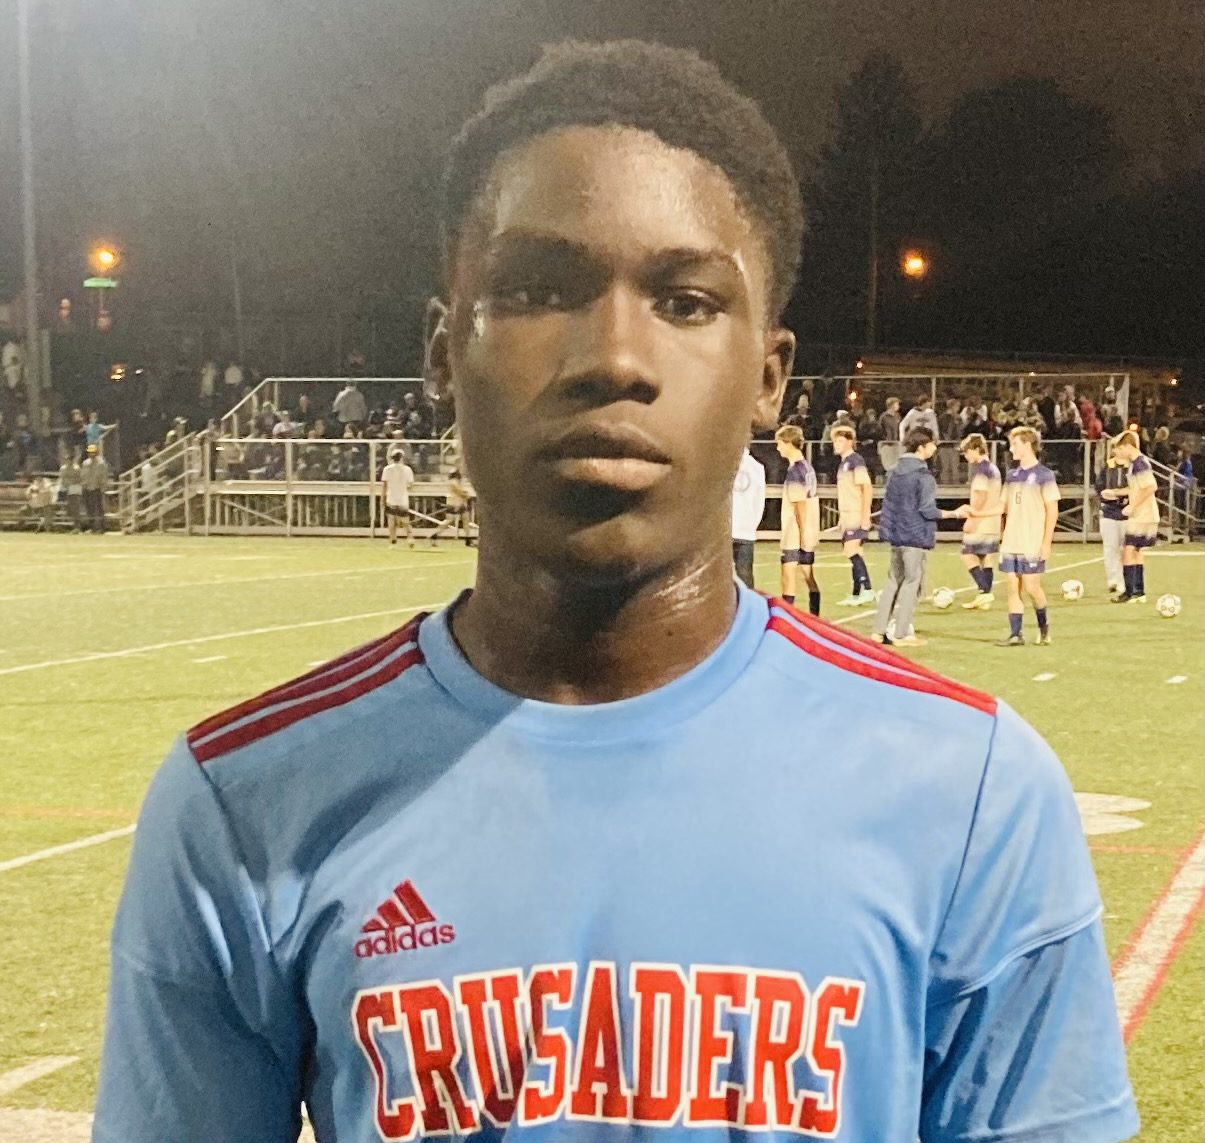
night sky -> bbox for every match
[0,0,1201,358]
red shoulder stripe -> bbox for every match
[190,645,424,763]
[771,597,996,711]
[767,612,996,716]
[188,614,426,743]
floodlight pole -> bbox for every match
[17,0,43,432]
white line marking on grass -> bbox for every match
[0,558,473,602]
[308,660,328,667]
[1167,675,1188,684]
[1032,672,1057,682]
[1112,831,1205,1042]
[0,603,443,677]
[0,825,135,873]
[833,555,1105,627]
[0,1057,79,1097]
[99,553,182,559]
[192,655,227,663]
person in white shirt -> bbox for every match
[898,396,940,442]
[380,448,416,547]
[730,444,766,589]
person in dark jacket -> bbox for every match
[872,427,958,647]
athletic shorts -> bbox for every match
[840,528,869,543]
[384,504,410,518]
[1000,552,1045,575]
[1124,528,1158,550]
[961,538,1000,557]
[780,548,815,566]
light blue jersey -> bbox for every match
[95,586,1137,1142]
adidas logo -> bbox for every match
[355,879,456,959]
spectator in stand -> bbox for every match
[857,405,882,478]
[333,379,368,433]
[139,447,159,526]
[1151,426,1175,469]
[13,413,38,475]
[26,474,54,531]
[1100,389,1124,437]
[199,360,218,409]
[1174,448,1196,517]
[67,408,87,456]
[960,396,988,428]
[59,451,84,530]
[81,443,110,532]
[272,410,297,439]
[937,398,962,485]
[295,394,315,432]
[898,395,939,443]
[877,397,902,474]
[1036,387,1056,432]
[224,361,244,397]
[85,410,105,448]
[1054,393,1083,437]
[402,390,433,436]
[2,339,24,394]
[1080,400,1103,442]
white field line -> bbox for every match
[0,603,443,677]
[192,655,227,664]
[0,1058,78,1097]
[1032,672,1057,682]
[833,554,1105,627]
[0,826,135,874]
[0,1110,317,1142]
[1112,832,1205,1040]
[0,558,473,602]
[1167,675,1188,684]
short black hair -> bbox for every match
[904,426,934,452]
[442,39,803,317]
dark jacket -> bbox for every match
[880,453,942,549]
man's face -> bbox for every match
[1009,437,1032,462]
[429,125,793,583]
[833,435,851,457]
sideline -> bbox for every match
[0,1058,78,1098]
[0,826,136,874]
[0,603,442,677]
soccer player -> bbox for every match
[955,432,1003,610]
[831,424,875,605]
[95,41,1136,1143]
[380,447,416,546]
[730,441,766,590]
[773,424,820,614]
[1112,430,1158,602]
[997,426,1060,646]
[1094,439,1129,597]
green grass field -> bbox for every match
[1,532,1201,1140]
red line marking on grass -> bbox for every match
[1111,828,1205,1044]
[0,806,134,822]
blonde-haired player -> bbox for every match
[1111,430,1157,602]
[831,425,875,605]
[997,426,1060,646]
[774,426,821,614]
[954,433,1003,610]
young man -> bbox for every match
[773,424,820,614]
[1094,438,1129,597]
[730,441,766,590]
[380,447,416,547]
[95,41,1136,1143]
[444,467,476,547]
[872,427,957,648]
[831,424,875,605]
[1111,430,1158,602]
[955,433,1003,610]
[997,426,1060,646]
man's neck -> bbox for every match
[450,537,740,704]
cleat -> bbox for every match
[1036,631,1053,646]
[1112,593,1133,603]
[856,589,878,604]
[836,595,864,607]
[995,635,1025,647]
[893,634,927,647]
[1131,594,1147,603]
[962,592,994,610]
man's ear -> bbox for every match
[423,297,452,405]
[753,326,796,432]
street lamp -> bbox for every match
[901,249,928,279]
[90,245,121,273]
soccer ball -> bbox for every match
[931,587,956,610]
[1156,593,1182,618]
[1061,579,1085,601]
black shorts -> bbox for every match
[385,504,410,519]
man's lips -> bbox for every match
[538,424,672,493]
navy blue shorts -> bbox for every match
[780,548,815,565]
[961,538,1000,557]
[840,528,869,543]
[1000,553,1045,575]
[1124,531,1157,550]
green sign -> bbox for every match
[83,277,118,288]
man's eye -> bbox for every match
[657,291,722,325]
[494,284,565,311]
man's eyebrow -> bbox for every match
[485,231,743,277]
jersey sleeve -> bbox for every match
[93,741,305,1143]
[852,459,872,487]
[921,703,1137,1143]
[1041,469,1061,503]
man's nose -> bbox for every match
[560,286,661,406]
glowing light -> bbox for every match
[848,390,859,402]
[90,245,120,273]
[1170,377,1179,386]
[901,250,928,279]
[855,359,864,370]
